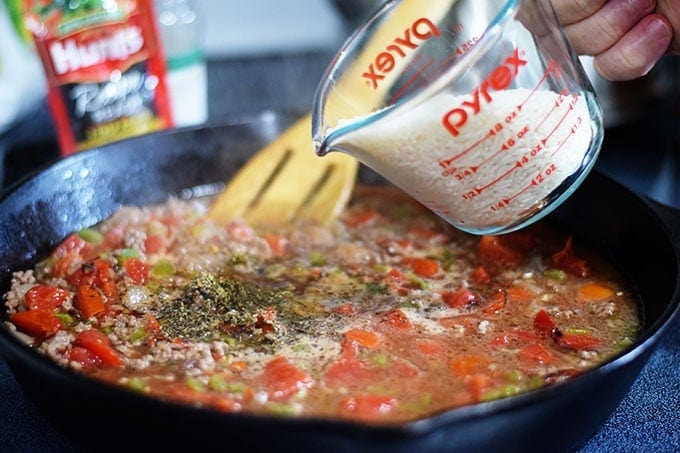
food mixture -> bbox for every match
[3,185,639,423]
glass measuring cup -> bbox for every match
[312,0,604,234]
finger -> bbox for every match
[564,0,657,55]
[593,14,672,80]
[657,0,680,53]
[551,0,608,25]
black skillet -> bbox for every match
[0,111,678,452]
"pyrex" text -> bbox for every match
[362,17,441,89]
[442,48,527,136]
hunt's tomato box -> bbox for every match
[25,0,173,155]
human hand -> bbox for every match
[553,0,678,81]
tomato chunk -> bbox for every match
[25,285,70,311]
[551,236,590,278]
[441,288,478,308]
[74,329,122,367]
[533,310,556,337]
[123,258,149,285]
[11,310,62,339]
[344,328,379,348]
[76,285,106,319]
[403,257,440,278]
[558,333,601,350]
[261,356,312,400]
[339,394,397,419]
[380,309,412,330]
[477,235,524,267]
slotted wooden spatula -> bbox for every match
[207,114,359,226]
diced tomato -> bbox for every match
[482,289,507,315]
[264,233,288,257]
[66,346,102,369]
[344,328,379,348]
[506,285,534,303]
[52,253,79,279]
[441,288,478,308]
[10,310,62,339]
[503,231,536,253]
[393,361,420,379]
[518,344,556,365]
[416,339,443,356]
[69,259,118,301]
[229,360,249,373]
[76,285,106,319]
[477,235,524,267]
[533,309,556,337]
[470,266,492,284]
[380,309,412,330]
[325,358,374,384]
[52,233,88,259]
[450,354,489,378]
[334,303,355,316]
[466,374,493,402]
[338,394,397,419]
[74,329,122,367]
[124,258,149,285]
[344,208,381,228]
[558,333,601,350]
[261,356,312,400]
[404,257,440,278]
[550,236,590,278]
[144,234,165,254]
[383,268,411,295]
[25,285,70,311]
[408,226,449,244]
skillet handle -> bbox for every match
[643,197,680,248]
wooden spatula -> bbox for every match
[208,1,448,226]
[207,114,359,226]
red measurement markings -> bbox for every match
[390,35,480,104]
[551,116,583,157]
[518,59,562,111]
[439,122,502,174]
[463,159,523,201]
[389,57,436,104]
[540,95,577,148]
[491,162,559,211]
[468,123,530,180]
[534,93,566,132]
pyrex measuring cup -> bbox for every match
[312,0,604,234]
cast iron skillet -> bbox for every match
[0,111,678,452]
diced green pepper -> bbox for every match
[543,269,567,281]
[309,251,326,266]
[78,228,103,245]
[128,377,149,393]
[116,248,141,264]
[129,327,147,342]
[366,282,388,295]
[54,312,73,325]
[371,352,389,366]
[208,374,228,392]
[185,376,205,392]
[151,260,176,278]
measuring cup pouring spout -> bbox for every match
[313,0,604,235]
